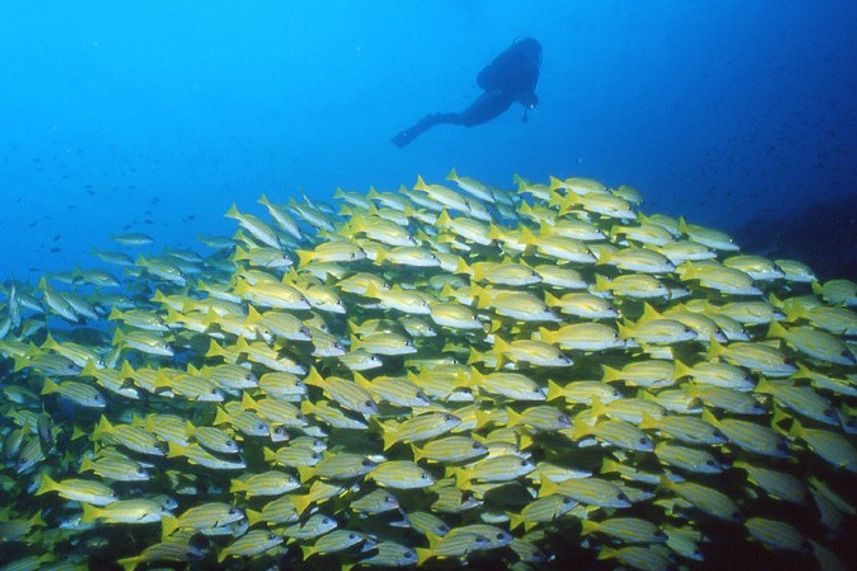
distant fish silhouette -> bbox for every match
[391,37,542,148]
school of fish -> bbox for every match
[2,168,857,570]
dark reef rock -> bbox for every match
[736,192,857,281]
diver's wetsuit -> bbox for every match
[392,38,542,148]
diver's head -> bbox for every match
[515,37,543,58]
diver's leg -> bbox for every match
[391,112,461,148]
[458,91,513,127]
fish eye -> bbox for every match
[268,533,277,540]
[824,409,836,418]
[364,400,373,408]
[639,437,648,444]
[312,452,321,459]
[712,429,725,439]
[520,459,529,467]
[274,427,284,435]
[618,493,629,501]
[137,466,146,474]
[420,473,428,479]
[496,533,504,540]
[384,495,392,502]
[362,458,375,466]
[444,414,454,421]
[706,460,716,466]
[211,388,218,394]
[257,423,266,431]
[228,508,238,515]
[563,497,573,505]
[404,552,414,559]
[558,415,569,424]
[349,533,358,540]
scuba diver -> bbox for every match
[391,37,542,148]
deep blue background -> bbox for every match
[2,1,856,278]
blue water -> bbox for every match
[2,1,856,278]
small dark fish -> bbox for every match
[38,414,53,443]
[50,247,61,253]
